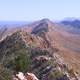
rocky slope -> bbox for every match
[0,19,80,80]
[32,19,80,73]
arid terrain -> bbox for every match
[0,19,80,80]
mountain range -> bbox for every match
[0,18,80,80]
[61,19,80,34]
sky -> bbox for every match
[0,0,80,21]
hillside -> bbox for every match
[31,19,80,73]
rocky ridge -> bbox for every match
[0,19,80,80]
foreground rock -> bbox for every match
[13,72,39,80]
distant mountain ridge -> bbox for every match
[61,19,80,29]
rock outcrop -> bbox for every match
[13,72,39,80]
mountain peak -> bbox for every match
[31,18,54,35]
[39,18,52,23]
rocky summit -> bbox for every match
[0,19,80,80]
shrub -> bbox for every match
[5,48,31,73]
[13,53,31,72]
[49,71,64,80]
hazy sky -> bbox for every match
[0,0,80,21]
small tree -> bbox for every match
[14,53,31,72]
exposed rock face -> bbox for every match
[31,19,49,34]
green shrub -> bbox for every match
[49,71,64,80]
[14,53,31,72]
[5,48,31,73]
